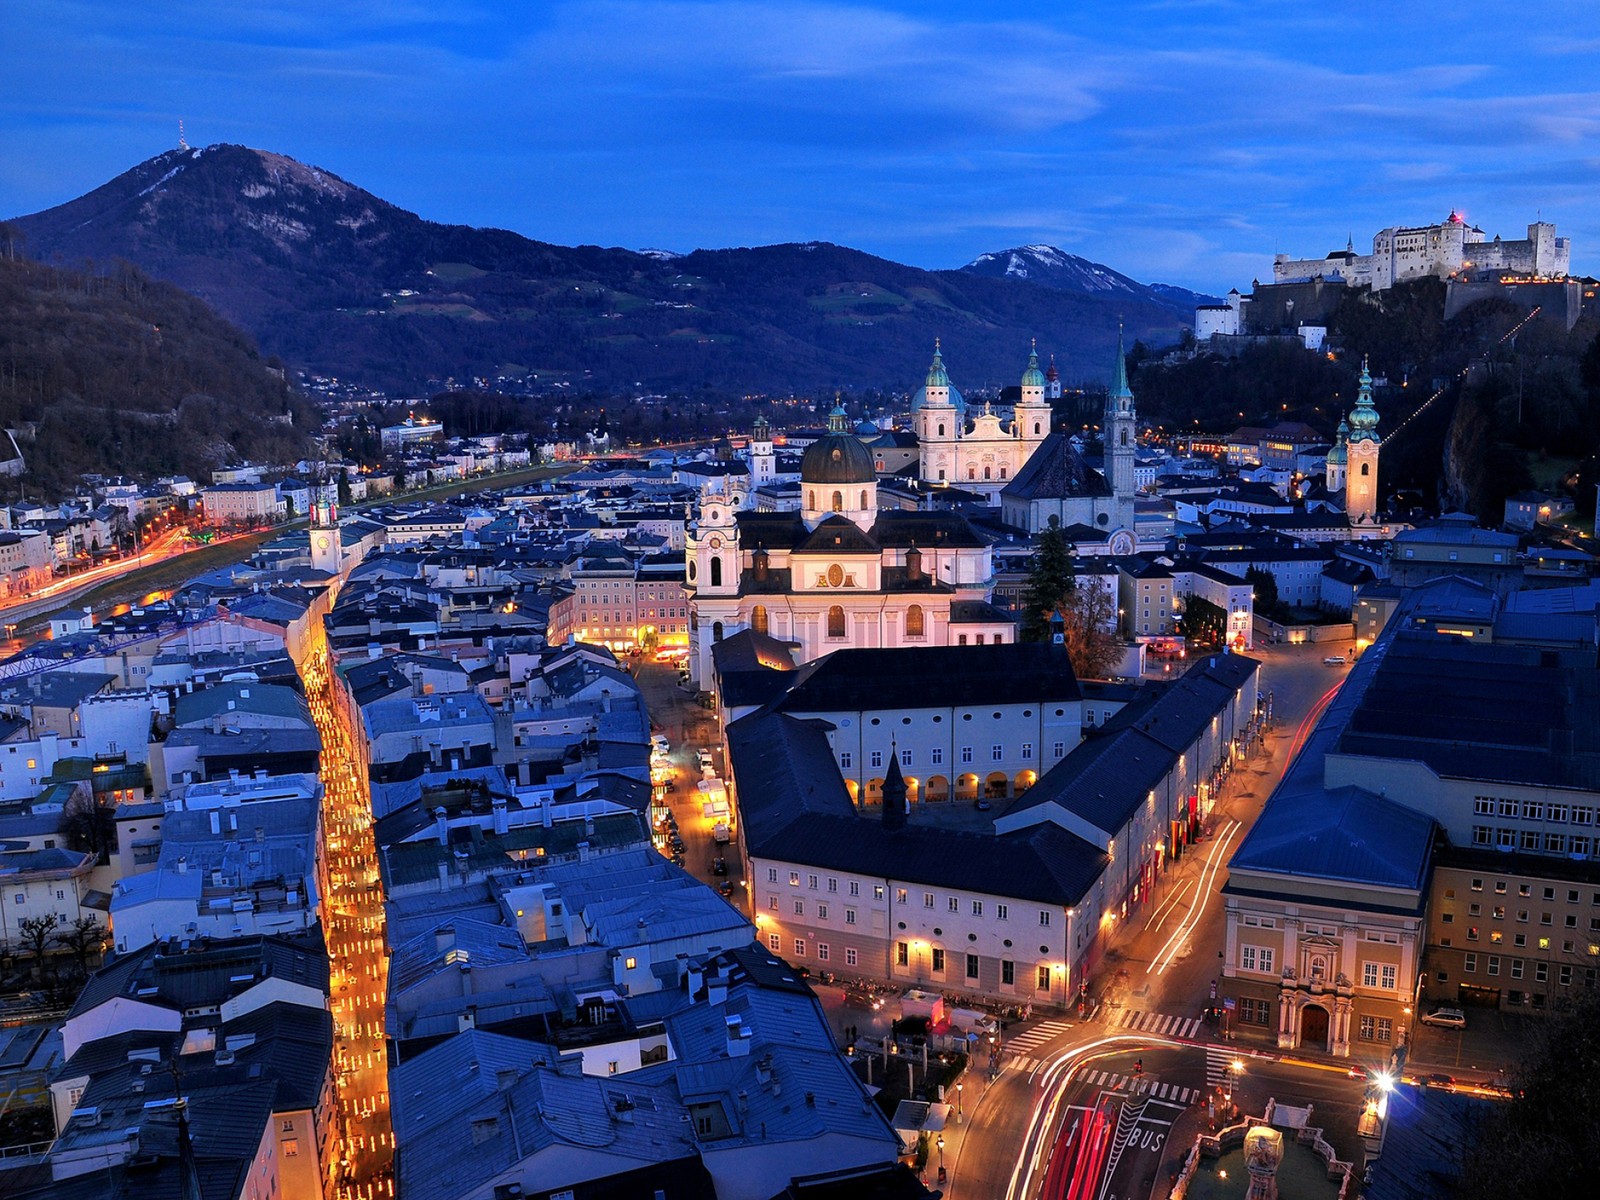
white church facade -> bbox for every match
[684,404,1010,686]
[914,343,1054,500]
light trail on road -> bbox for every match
[1147,820,1240,977]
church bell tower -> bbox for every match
[310,498,342,576]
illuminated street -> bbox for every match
[304,638,395,1200]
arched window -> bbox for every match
[906,604,925,639]
[859,490,868,509]
[832,490,844,512]
[937,423,946,437]
[968,466,977,480]
[712,621,724,642]
[751,605,769,635]
[938,469,946,481]
[999,466,1008,480]
[710,557,722,587]
[983,466,992,480]
[1120,429,1129,446]
[808,489,816,509]
[827,605,846,638]
[1360,462,1370,476]
[687,560,697,582]
[1033,422,1041,435]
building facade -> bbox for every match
[914,343,1053,500]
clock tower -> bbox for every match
[310,499,342,576]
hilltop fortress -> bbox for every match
[1271,212,1570,291]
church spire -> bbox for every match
[925,339,950,389]
[881,746,908,830]
[1021,339,1046,389]
[1109,324,1133,410]
[1347,356,1380,443]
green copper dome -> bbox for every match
[1347,358,1380,444]
[925,340,950,389]
[1021,340,1046,389]
[1326,419,1348,466]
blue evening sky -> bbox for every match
[3,1,1597,292]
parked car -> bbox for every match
[712,857,728,876]
[1423,1072,1456,1089]
[1323,655,1347,666]
[1420,1007,1467,1030]
[717,880,736,897]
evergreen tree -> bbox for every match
[337,468,353,508]
[1020,526,1075,642]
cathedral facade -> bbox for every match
[914,343,1054,500]
[684,405,1009,686]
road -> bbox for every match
[303,635,395,1199]
[981,1037,1365,1200]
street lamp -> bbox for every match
[955,1082,964,1124]
[936,1134,945,1171]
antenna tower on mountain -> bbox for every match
[178,120,188,151]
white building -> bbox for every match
[1273,214,1570,291]
[914,342,1053,500]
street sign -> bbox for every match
[1223,997,1236,1010]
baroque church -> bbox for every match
[997,333,1140,551]
[684,403,1011,686]
[913,341,1054,499]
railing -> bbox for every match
[0,1138,53,1161]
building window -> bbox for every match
[795,938,807,957]
[790,872,800,886]
[808,874,819,889]
[961,746,974,764]
[1001,960,1014,986]
[972,900,983,916]
[997,904,1008,921]
[1037,965,1051,990]
[897,888,908,904]
[1021,741,1033,760]
[931,747,944,765]
[818,943,830,962]
[794,900,804,915]
[932,948,945,973]
[924,892,935,908]
[768,868,779,883]
[948,897,959,913]
[846,948,858,966]
[850,881,860,896]
[828,877,838,893]
[846,909,856,924]
[906,604,925,639]
[897,942,909,967]
[1053,741,1065,758]
[1039,911,1051,927]
[870,750,882,769]
[751,605,769,635]
[901,748,912,767]
[874,886,885,900]
[768,897,778,911]
[1464,954,1477,972]
[769,933,781,951]
[282,1139,299,1157]
[827,605,847,638]
[966,953,979,980]
[840,752,852,770]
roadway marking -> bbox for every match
[1005,1018,1076,1052]
[1117,1008,1203,1039]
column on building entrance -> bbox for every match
[1276,983,1296,1050]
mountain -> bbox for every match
[0,252,313,494]
[10,145,1196,396]
[961,244,1221,315]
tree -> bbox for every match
[58,788,114,863]
[54,915,108,978]
[1180,594,1227,648]
[1459,986,1600,1199]
[1243,567,1279,618]
[1057,581,1123,680]
[337,467,353,508]
[17,914,59,979]
[1020,526,1075,642]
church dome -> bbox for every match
[801,403,877,485]
[911,340,967,414]
[1326,419,1349,466]
[1021,342,1046,389]
[911,384,966,413]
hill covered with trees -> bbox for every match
[0,244,316,495]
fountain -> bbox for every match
[1243,1126,1284,1200]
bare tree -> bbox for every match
[54,915,109,978]
[16,914,59,980]
[58,789,114,863]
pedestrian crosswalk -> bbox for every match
[1115,1008,1203,1039]
[1206,1045,1243,1092]
[1077,1068,1198,1104]
[1003,1018,1075,1054]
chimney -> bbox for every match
[176,856,188,874]
[208,810,220,835]
[725,1013,752,1057]
[541,795,553,829]
[435,806,449,846]
[880,747,908,831]
[492,796,508,836]
[438,860,451,891]
[707,971,729,1007]
[684,959,704,997]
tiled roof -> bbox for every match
[1000,432,1112,502]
